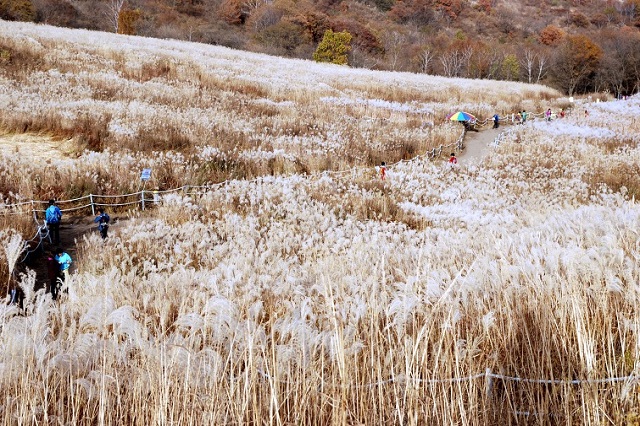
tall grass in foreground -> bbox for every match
[2,176,640,424]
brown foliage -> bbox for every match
[176,0,204,16]
[568,11,590,28]
[117,8,141,35]
[435,0,463,20]
[218,0,245,25]
[538,25,565,46]
[331,17,383,54]
[388,0,435,25]
[289,10,329,43]
[33,0,79,26]
[0,0,36,21]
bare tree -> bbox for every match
[105,0,126,33]
[241,0,272,19]
[419,49,435,74]
[520,49,536,84]
[384,31,406,71]
[535,52,548,84]
[460,46,473,78]
[519,49,548,84]
[440,50,464,77]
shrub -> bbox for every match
[312,29,352,65]
[538,25,565,46]
[117,8,141,35]
[0,0,35,21]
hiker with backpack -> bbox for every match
[45,199,62,245]
[94,208,110,239]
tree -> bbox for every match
[117,8,141,35]
[0,0,36,21]
[313,29,352,65]
[435,0,463,21]
[388,0,435,26]
[259,19,306,53]
[519,48,548,84]
[290,11,330,43]
[419,48,435,74]
[31,0,79,26]
[105,0,125,32]
[219,0,245,25]
[595,30,640,97]
[439,46,472,77]
[383,30,406,71]
[500,53,520,80]
[551,34,602,95]
[538,25,565,46]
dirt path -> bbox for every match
[22,215,123,291]
[458,126,502,163]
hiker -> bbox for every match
[45,199,62,245]
[448,152,458,171]
[545,108,552,121]
[492,113,499,129]
[521,110,527,123]
[94,208,110,239]
[54,247,72,283]
[584,109,589,118]
[380,162,386,180]
[559,109,565,119]
[46,251,60,300]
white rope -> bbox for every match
[53,195,91,204]
[93,200,145,207]
[256,368,640,389]
[93,191,143,199]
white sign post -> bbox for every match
[140,168,152,210]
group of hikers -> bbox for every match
[39,199,111,300]
[491,107,580,127]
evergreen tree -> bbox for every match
[313,29,352,65]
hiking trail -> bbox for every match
[23,215,122,291]
[458,127,501,163]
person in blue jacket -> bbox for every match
[54,247,72,282]
[493,113,499,128]
[45,200,62,245]
[94,208,110,239]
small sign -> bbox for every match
[141,168,152,181]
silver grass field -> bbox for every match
[1,21,640,425]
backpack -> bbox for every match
[46,206,60,224]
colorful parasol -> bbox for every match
[446,111,476,122]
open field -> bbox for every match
[2,20,640,425]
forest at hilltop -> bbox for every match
[1,0,640,95]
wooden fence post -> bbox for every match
[141,190,145,211]
[90,194,95,216]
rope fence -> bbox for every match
[256,366,640,390]
[4,106,570,260]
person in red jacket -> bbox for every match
[380,162,387,180]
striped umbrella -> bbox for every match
[446,111,476,122]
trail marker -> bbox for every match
[141,168,152,181]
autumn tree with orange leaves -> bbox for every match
[550,34,602,95]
